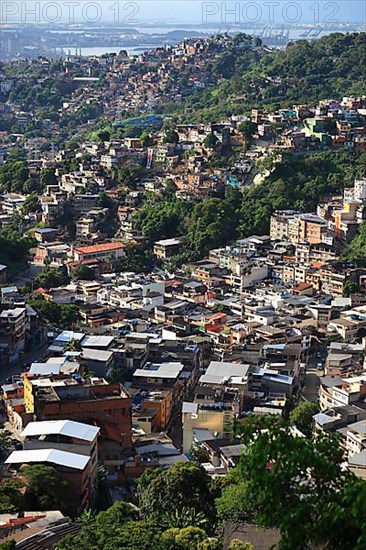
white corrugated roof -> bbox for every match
[55,331,84,343]
[134,362,183,379]
[5,449,90,470]
[21,420,99,442]
[81,335,114,348]
[154,238,181,246]
[81,348,113,362]
[199,361,250,385]
[29,363,61,376]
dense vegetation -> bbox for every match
[134,151,366,261]
[343,222,366,266]
[174,33,366,122]
[0,465,77,517]
[28,295,80,328]
[52,418,366,550]
[0,227,35,273]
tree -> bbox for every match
[0,429,12,462]
[0,160,29,193]
[41,167,57,186]
[0,541,16,550]
[56,519,161,550]
[59,304,80,328]
[22,193,41,214]
[0,227,34,269]
[164,129,179,144]
[27,296,80,329]
[342,223,366,266]
[215,479,255,525]
[161,526,209,550]
[140,131,153,147]
[204,133,219,149]
[228,541,254,550]
[77,509,95,525]
[238,121,257,140]
[35,267,68,290]
[139,463,216,528]
[197,540,221,550]
[0,479,25,513]
[71,265,95,281]
[163,179,177,200]
[97,191,111,208]
[343,280,360,297]
[95,501,138,528]
[64,338,82,352]
[305,325,318,334]
[162,507,209,529]
[115,244,155,273]
[189,444,209,464]
[96,129,110,142]
[289,401,319,437]
[118,162,144,187]
[22,464,78,517]
[239,426,366,550]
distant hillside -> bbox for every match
[174,32,366,122]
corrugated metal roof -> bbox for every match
[29,363,61,376]
[199,361,250,385]
[22,420,99,442]
[5,449,90,470]
[134,362,184,379]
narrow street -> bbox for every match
[303,372,321,403]
[0,343,49,385]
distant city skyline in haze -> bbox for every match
[2,1,366,25]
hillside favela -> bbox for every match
[0,15,366,550]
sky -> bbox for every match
[1,1,365,25]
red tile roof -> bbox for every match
[74,242,124,255]
[293,282,313,290]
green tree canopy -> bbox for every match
[35,267,69,290]
[161,526,217,550]
[28,295,80,328]
[0,541,16,550]
[289,401,319,437]
[139,463,216,528]
[22,464,78,517]
[40,167,57,186]
[118,162,144,187]
[164,129,179,144]
[238,121,257,140]
[204,133,219,148]
[70,264,95,281]
[0,479,25,513]
[0,429,13,462]
[228,541,254,550]
[238,425,366,550]
[342,223,366,267]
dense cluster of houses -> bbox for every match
[2,166,366,504]
[1,36,366,524]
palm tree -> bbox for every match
[162,506,209,529]
[77,509,95,525]
[64,338,82,352]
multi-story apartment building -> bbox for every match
[73,242,125,262]
[33,379,132,449]
[270,210,300,240]
[319,375,366,410]
[0,307,27,364]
